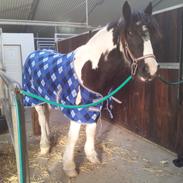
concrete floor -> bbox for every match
[32,110,183,183]
[73,122,183,183]
[1,109,183,183]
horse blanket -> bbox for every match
[23,50,106,124]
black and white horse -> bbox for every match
[23,1,160,177]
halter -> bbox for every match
[124,41,156,76]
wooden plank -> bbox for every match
[147,70,179,151]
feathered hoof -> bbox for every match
[87,154,100,164]
[64,169,78,178]
[40,146,50,155]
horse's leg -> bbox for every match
[35,104,50,155]
[45,104,51,137]
[63,121,81,177]
[85,123,100,163]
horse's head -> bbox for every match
[119,1,160,82]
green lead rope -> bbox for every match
[20,75,132,109]
[14,95,25,183]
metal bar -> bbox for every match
[86,0,89,25]
[13,91,30,183]
[0,70,20,143]
[54,33,79,43]
[27,0,40,20]
[0,19,91,28]
[0,31,6,120]
[153,3,183,15]
[11,95,22,183]
[158,62,180,69]
[178,13,183,104]
[0,28,4,70]
[37,40,55,43]
[25,0,40,32]
[34,37,55,40]
[57,27,101,42]
[55,33,78,36]
[2,88,14,146]
[38,44,55,46]
[0,70,21,89]
[0,71,29,182]
[37,43,55,45]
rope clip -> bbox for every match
[131,62,138,76]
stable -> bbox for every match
[0,1,183,183]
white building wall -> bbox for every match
[2,33,35,84]
[2,33,34,65]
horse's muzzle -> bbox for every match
[137,59,159,82]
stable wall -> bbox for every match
[2,33,34,85]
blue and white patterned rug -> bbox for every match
[23,50,105,124]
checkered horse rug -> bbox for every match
[23,50,112,124]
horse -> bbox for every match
[22,1,160,177]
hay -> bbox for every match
[0,144,18,183]
[0,123,140,182]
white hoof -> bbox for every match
[87,153,100,164]
[40,146,50,155]
[64,169,78,177]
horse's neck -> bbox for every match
[74,26,116,84]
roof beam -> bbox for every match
[27,0,40,20]
[0,19,95,28]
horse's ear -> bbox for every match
[122,1,131,23]
[144,2,152,16]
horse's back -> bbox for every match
[23,50,65,76]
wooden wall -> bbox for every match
[57,7,183,154]
[57,30,97,53]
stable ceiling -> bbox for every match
[0,0,183,36]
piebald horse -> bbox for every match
[23,1,160,177]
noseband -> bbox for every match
[124,41,156,75]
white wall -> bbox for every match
[2,33,35,84]
[2,33,34,65]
